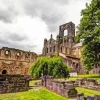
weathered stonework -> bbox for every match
[77,93,100,100]
[0,75,31,93]
[41,76,77,98]
[0,47,37,75]
[75,78,100,91]
[42,22,85,74]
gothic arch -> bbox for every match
[15,67,21,74]
[2,70,7,74]
[64,29,68,36]
[4,50,11,57]
[1,67,8,74]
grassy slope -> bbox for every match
[0,75,100,100]
[29,80,41,86]
[58,74,100,96]
[68,74,100,81]
[73,74,100,96]
[0,88,67,100]
[76,87,100,96]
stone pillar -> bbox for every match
[77,93,84,100]
[94,95,100,100]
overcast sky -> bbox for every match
[0,0,91,54]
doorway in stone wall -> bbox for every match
[2,70,7,74]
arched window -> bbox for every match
[17,52,20,56]
[61,47,63,52]
[16,52,21,59]
[5,50,10,56]
[53,46,55,52]
[46,48,48,53]
[50,47,52,52]
[2,70,7,74]
[64,29,68,36]
[5,50,9,55]
[26,53,30,58]
[66,47,67,54]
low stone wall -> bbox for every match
[0,75,31,93]
[41,76,77,98]
[77,93,100,100]
[74,78,100,91]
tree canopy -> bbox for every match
[75,0,100,71]
[30,56,69,79]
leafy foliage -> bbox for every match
[75,0,100,71]
[30,56,69,79]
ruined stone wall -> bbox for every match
[41,76,77,98]
[71,47,81,58]
[0,75,31,93]
[42,22,85,74]
[43,36,57,56]
[43,22,78,58]
[0,47,37,75]
[77,93,100,100]
[59,22,75,48]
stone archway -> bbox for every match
[2,69,7,74]
[15,67,21,74]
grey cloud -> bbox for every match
[0,0,21,23]
[0,0,70,32]
[23,0,69,32]
[0,11,12,23]
[0,37,36,51]
[0,0,91,53]
[0,10,16,23]
[0,38,10,45]
[52,0,69,5]
[0,32,36,51]
[8,33,27,41]
[0,0,91,32]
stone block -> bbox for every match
[0,75,30,93]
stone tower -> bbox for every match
[59,22,75,47]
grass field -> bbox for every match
[57,74,100,81]
[0,74,100,100]
[76,87,100,96]
[0,80,67,100]
[0,88,67,100]
[68,74,100,81]
[29,80,41,86]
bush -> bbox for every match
[30,56,69,79]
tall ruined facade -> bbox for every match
[43,22,85,74]
[0,47,37,75]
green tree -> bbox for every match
[30,56,69,79]
[75,0,100,71]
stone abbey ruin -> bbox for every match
[0,75,31,93]
[41,76,78,98]
[0,21,100,99]
[43,22,100,74]
[41,76,100,100]
[0,47,37,93]
[0,47,37,75]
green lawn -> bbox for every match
[68,74,100,81]
[29,80,41,86]
[1,75,100,100]
[0,80,67,100]
[76,87,100,96]
[0,88,67,100]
